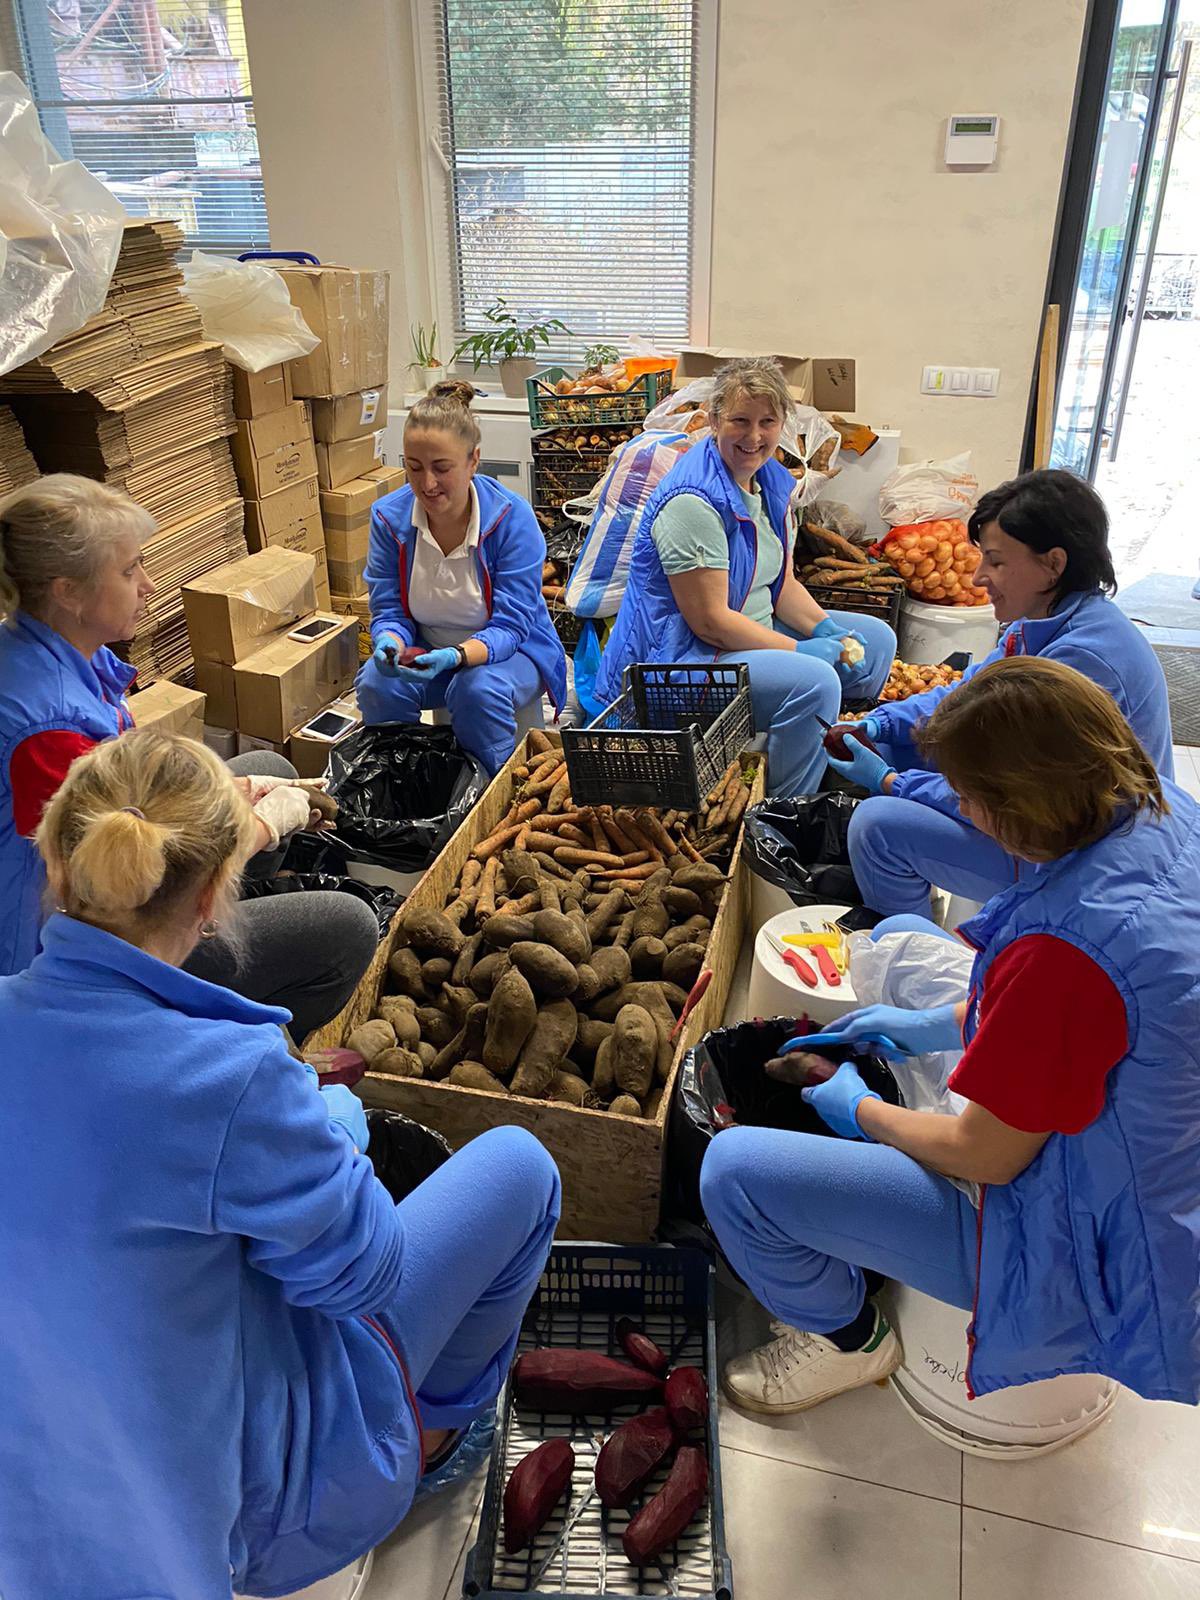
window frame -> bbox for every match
[409,0,716,374]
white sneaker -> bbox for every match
[722,1308,902,1415]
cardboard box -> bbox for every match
[313,549,331,608]
[673,346,856,411]
[288,693,361,778]
[245,502,326,561]
[360,463,406,498]
[203,724,238,760]
[328,555,368,598]
[231,362,293,419]
[233,615,359,743]
[183,546,318,666]
[316,433,381,491]
[194,660,238,729]
[320,477,379,532]
[311,386,388,444]
[231,409,318,500]
[236,732,286,759]
[278,265,389,397]
[129,679,206,742]
[330,591,373,662]
[244,477,322,546]
[325,521,369,568]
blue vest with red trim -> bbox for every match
[595,436,794,704]
[0,613,135,975]
[960,781,1200,1402]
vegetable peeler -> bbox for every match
[783,1029,901,1056]
[764,929,817,989]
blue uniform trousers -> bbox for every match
[356,653,544,777]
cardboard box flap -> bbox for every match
[673,346,856,411]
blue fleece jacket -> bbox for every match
[0,916,421,1600]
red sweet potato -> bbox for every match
[512,1349,663,1413]
[594,1407,675,1509]
[615,1318,670,1377]
[503,1437,575,1554]
[622,1445,709,1566]
[398,645,427,666]
[664,1366,708,1437]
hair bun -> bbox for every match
[428,378,479,409]
[70,807,169,916]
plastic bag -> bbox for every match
[326,723,487,872]
[742,793,878,927]
[879,452,979,527]
[0,71,127,378]
[807,499,868,547]
[364,1109,452,1203]
[240,870,403,939]
[181,250,319,372]
[666,1017,898,1227]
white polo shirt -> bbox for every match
[408,483,489,648]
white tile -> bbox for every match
[962,1509,1200,1600]
[722,1445,961,1600]
[363,1459,487,1600]
[964,1390,1200,1563]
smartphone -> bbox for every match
[298,709,357,742]
[288,617,341,644]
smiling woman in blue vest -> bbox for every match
[357,380,567,774]
[0,475,378,1038]
[702,657,1200,1415]
[0,728,560,1599]
[594,356,896,795]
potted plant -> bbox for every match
[452,298,574,399]
[409,322,445,391]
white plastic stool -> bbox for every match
[939,892,984,933]
[429,695,546,740]
[235,1549,373,1600]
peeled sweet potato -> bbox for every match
[616,1318,670,1377]
[483,967,538,1075]
[594,1407,674,1509]
[402,906,464,959]
[510,1000,578,1098]
[664,1366,708,1437]
[512,1349,663,1413]
[503,1436,575,1554]
[622,1445,708,1566]
[509,941,579,999]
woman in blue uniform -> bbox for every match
[0,728,560,1600]
[595,357,896,796]
[829,469,1173,918]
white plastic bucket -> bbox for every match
[749,865,798,935]
[898,595,998,666]
[237,1549,373,1600]
[885,1282,1118,1459]
[745,903,861,1028]
[345,858,426,896]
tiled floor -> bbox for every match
[360,743,1200,1600]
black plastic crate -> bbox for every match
[528,367,673,429]
[562,664,753,813]
[803,579,903,635]
[463,1243,731,1600]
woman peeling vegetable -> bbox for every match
[357,381,567,774]
[703,659,1200,1414]
[828,469,1173,918]
[0,729,561,1599]
[594,356,896,796]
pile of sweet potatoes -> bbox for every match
[347,735,754,1119]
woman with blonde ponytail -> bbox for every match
[0,729,561,1600]
[0,474,377,1033]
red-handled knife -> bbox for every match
[765,929,818,989]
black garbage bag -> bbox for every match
[743,792,878,930]
[241,871,402,939]
[665,1016,899,1229]
[365,1109,453,1204]
[326,722,488,872]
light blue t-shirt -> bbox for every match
[653,487,792,627]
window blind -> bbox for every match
[428,0,699,359]
[10,0,268,255]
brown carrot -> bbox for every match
[637,810,678,857]
[558,823,591,846]
[527,760,567,798]
[547,775,572,813]
[614,809,662,862]
[705,761,739,807]
[554,846,625,869]
[471,822,525,862]
[476,856,500,919]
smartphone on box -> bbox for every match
[298,709,357,743]
[287,617,341,644]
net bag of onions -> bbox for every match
[874,518,990,607]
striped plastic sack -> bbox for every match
[564,429,693,618]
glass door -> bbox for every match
[1050,0,1180,475]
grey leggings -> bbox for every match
[183,752,378,1042]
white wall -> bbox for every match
[710,0,1088,487]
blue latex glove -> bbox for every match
[394,645,461,682]
[825,737,895,794]
[859,714,882,741]
[801,1061,880,1140]
[793,636,845,668]
[806,1002,962,1062]
[320,1083,370,1151]
[372,630,404,677]
[813,616,868,655]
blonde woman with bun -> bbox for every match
[357,380,567,773]
[0,728,561,1600]
[0,473,377,1035]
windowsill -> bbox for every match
[402,390,531,413]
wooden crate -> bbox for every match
[309,733,762,1242]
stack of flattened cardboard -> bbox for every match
[0,405,38,495]
[0,221,245,685]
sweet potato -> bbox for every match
[503,1437,575,1554]
[510,1000,578,1098]
[664,1366,708,1436]
[415,1006,457,1048]
[622,1446,708,1567]
[415,1041,437,1070]
[430,1001,488,1081]
[591,1035,616,1101]
[532,908,590,965]
[450,930,483,987]
[573,963,601,1005]
[469,950,509,997]
[376,996,421,1047]
[346,1019,395,1065]
[437,984,476,1030]
[663,915,711,952]
[629,935,667,978]
[661,942,705,990]
[662,886,703,919]
[586,886,626,941]
[450,1061,507,1093]
[402,906,464,959]
[481,914,536,949]
[421,956,452,989]
[590,981,688,1023]
[613,1004,657,1099]
[512,1349,663,1412]
[588,945,632,994]
[374,1047,424,1078]
[483,967,538,1074]
[501,848,544,895]
[574,1017,612,1067]
[609,1093,643,1117]
[594,1407,674,1509]
[548,1069,588,1106]
[629,902,670,942]
[616,1318,670,1376]
[670,862,724,895]
[612,910,636,949]
[387,946,428,1002]
[509,941,579,999]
